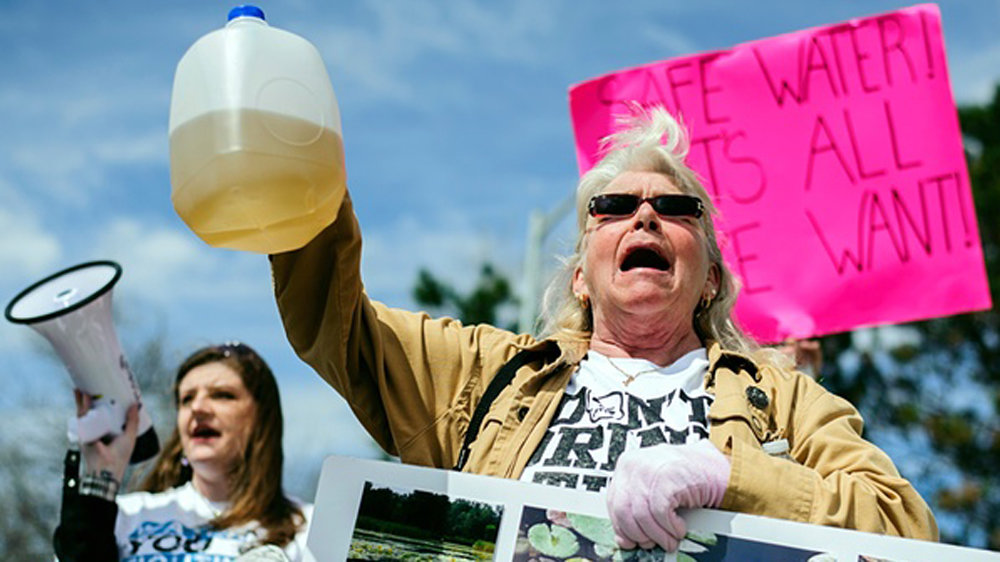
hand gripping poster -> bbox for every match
[306,455,1000,562]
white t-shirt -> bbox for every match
[115,481,313,561]
[520,348,712,493]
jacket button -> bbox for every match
[746,386,769,409]
[517,406,529,421]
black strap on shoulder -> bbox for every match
[711,351,761,382]
[453,342,558,472]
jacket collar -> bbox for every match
[544,337,588,367]
[706,340,762,387]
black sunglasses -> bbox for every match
[588,193,704,219]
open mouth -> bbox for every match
[620,247,671,272]
[192,426,220,439]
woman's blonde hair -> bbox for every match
[538,104,758,356]
[140,342,305,548]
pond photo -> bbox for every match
[347,481,503,562]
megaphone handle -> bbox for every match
[63,447,81,496]
[70,401,141,493]
[73,402,123,444]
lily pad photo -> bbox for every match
[513,506,832,562]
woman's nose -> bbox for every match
[189,393,211,414]
[633,201,659,231]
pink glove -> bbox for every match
[606,439,730,552]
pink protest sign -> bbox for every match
[570,4,991,342]
[569,4,991,343]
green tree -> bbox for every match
[400,490,451,536]
[446,500,501,542]
[820,85,1000,549]
[412,263,518,329]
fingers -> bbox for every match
[797,338,820,352]
[123,403,140,438]
[796,338,822,373]
[608,494,647,549]
[73,389,91,417]
[607,473,684,552]
[608,442,730,553]
[779,337,823,375]
[607,473,645,549]
[93,403,141,484]
[610,501,682,551]
[633,500,681,551]
[113,403,141,466]
[80,402,141,479]
[663,509,687,548]
[614,533,638,550]
[777,339,796,355]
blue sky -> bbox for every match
[1,1,997,498]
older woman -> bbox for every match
[270,106,936,551]
[54,342,311,561]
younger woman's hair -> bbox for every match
[139,342,305,547]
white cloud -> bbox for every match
[305,0,561,106]
[7,143,104,207]
[4,124,167,208]
[93,219,266,306]
[639,25,702,59]
[0,180,62,356]
[92,129,169,166]
[441,0,560,64]
[0,205,62,278]
[311,29,418,104]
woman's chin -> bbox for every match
[614,291,684,314]
[185,448,233,471]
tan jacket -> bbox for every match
[271,194,937,541]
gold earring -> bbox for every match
[576,294,590,310]
[699,292,714,313]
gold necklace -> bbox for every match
[605,356,662,386]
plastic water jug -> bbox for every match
[169,5,345,254]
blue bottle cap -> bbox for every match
[227,5,265,22]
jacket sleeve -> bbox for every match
[269,193,526,467]
[718,369,938,541]
[53,492,119,561]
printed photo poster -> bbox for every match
[568,4,991,343]
[307,455,1000,562]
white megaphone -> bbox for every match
[5,260,159,463]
